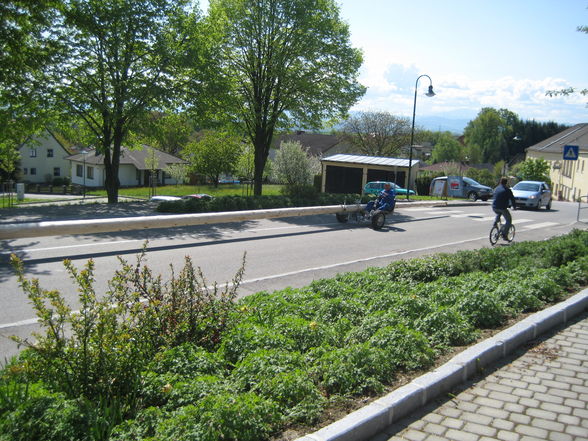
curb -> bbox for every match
[296,288,588,441]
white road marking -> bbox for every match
[522,222,560,230]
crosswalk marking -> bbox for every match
[400,208,558,230]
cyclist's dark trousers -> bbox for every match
[493,208,512,237]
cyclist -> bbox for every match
[366,182,396,214]
[492,177,517,239]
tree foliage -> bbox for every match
[341,111,410,156]
[271,140,320,187]
[207,0,365,195]
[463,108,508,164]
[430,132,463,163]
[0,0,61,178]
[183,129,242,186]
[512,158,551,183]
[132,112,195,156]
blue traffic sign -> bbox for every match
[563,145,579,160]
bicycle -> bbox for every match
[489,220,515,245]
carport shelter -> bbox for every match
[320,154,418,194]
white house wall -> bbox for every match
[18,133,71,183]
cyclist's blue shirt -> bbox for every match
[493,184,515,209]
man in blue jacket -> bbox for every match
[366,182,396,213]
[493,177,517,238]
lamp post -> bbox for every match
[407,74,435,200]
[81,150,88,198]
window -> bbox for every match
[76,164,83,177]
[30,168,37,175]
[47,149,54,158]
[87,166,94,180]
[30,148,37,157]
[53,167,60,177]
[23,168,28,175]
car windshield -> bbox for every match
[514,183,540,192]
[463,177,480,186]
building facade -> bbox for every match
[526,124,588,202]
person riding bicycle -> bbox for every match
[366,182,396,214]
[492,177,517,239]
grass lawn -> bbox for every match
[85,184,285,199]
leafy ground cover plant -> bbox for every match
[1,230,587,441]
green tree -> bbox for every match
[463,108,509,164]
[207,0,365,196]
[183,129,242,186]
[272,140,320,187]
[341,111,410,156]
[164,163,189,186]
[37,0,207,203]
[512,158,551,183]
[430,132,464,163]
[0,1,61,178]
[132,112,194,155]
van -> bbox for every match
[429,176,492,201]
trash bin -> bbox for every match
[16,183,25,201]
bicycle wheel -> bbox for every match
[489,224,500,246]
[371,210,386,230]
[505,224,515,242]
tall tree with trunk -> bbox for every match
[341,111,411,156]
[207,0,365,195]
[40,0,205,203]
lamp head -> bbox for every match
[425,85,435,97]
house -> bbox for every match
[17,129,78,184]
[67,145,187,188]
[320,153,418,194]
[525,123,588,201]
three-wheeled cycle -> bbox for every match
[335,199,394,230]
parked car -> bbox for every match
[150,195,181,202]
[182,193,214,201]
[511,180,552,210]
[363,181,415,196]
[429,176,492,201]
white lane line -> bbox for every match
[522,222,560,230]
[451,212,485,218]
[0,234,489,330]
[1,240,141,255]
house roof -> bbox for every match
[526,123,588,154]
[321,153,417,168]
[67,145,186,169]
[274,132,350,156]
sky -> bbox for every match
[200,0,588,131]
[336,0,588,131]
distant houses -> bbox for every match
[16,130,186,188]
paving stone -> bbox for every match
[369,312,588,441]
[444,429,478,441]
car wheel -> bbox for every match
[546,199,551,210]
[468,192,478,201]
[481,197,488,202]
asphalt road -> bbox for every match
[0,199,586,362]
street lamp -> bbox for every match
[407,74,435,200]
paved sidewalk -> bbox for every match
[372,311,588,441]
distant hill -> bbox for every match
[417,116,469,134]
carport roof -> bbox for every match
[321,153,417,167]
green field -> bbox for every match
[86,184,285,199]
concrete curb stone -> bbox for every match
[296,288,588,441]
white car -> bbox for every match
[512,181,552,210]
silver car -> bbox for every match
[512,180,552,210]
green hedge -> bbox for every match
[1,230,587,441]
[156,193,372,213]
